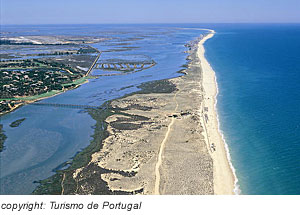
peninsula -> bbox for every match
[34,31,235,195]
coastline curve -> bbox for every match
[198,29,240,195]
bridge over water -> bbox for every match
[29,102,101,110]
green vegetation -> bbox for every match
[32,79,177,194]
[1,77,89,102]
[0,125,7,152]
[9,118,26,128]
[0,59,48,69]
[33,102,113,194]
[0,101,12,113]
[77,46,99,54]
[33,173,64,195]
[0,38,100,115]
[37,51,75,56]
[62,77,87,87]
[135,79,177,95]
[0,90,61,101]
[0,59,85,100]
[0,57,95,114]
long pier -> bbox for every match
[95,62,155,70]
[29,102,100,109]
[85,52,102,76]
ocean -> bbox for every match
[0,24,299,194]
[205,24,300,194]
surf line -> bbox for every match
[198,28,240,194]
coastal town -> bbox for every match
[0,58,89,115]
[0,34,158,116]
[0,37,102,115]
[1,60,79,97]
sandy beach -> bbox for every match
[35,30,236,195]
[198,30,236,194]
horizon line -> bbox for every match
[1,22,300,26]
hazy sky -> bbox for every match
[2,0,300,24]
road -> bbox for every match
[85,52,102,76]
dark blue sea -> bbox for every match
[0,24,299,194]
[204,24,300,195]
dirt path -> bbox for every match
[154,90,179,194]
[61,173,66,195]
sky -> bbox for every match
[1,0,300,25]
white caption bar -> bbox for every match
[0,195,299,215]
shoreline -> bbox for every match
[198,30,238,194]
[0,52,99,117]
[33,36,216,195]
[0,78,89,117]
[32,31,236,195]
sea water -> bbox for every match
[1,24,299,195]
[205,24,300,194]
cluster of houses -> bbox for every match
[1,69,75,98]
